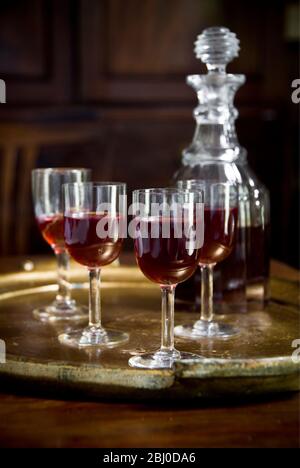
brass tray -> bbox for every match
[0,258,299,400]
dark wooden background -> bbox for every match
[0,0,299,267]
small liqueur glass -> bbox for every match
[32,168,91,322]
[129,188,204,369]
[175,181,239,338]
[59,182,129,348]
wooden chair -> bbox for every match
[0,122,101,255]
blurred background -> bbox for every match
[0,0,299,267]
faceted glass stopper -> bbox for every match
[194,26,240,73]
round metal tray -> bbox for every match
[0,261,299,400]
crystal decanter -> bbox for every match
[174,27,270,312]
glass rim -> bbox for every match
[133,187,198,194]
[63,181,127,189]
[177,180,238,188]
[133,187,203,200]
[32,167,91,175]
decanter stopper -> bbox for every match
[194,27,240,73]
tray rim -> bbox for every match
[0,263,299,398]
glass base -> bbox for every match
[58,326,129,349]
[129,349,202,369]
[33,299,88,323]
[175,320,238,339]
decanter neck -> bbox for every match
[183,73,246,164]
[182,26,248,165]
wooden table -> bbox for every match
[0,255,299,448]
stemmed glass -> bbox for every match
[175,181,239,338]
[32,168,91,322]
[129,188,204,369]
[58,182,129,348]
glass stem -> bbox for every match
[55,250,72,305]
[89,269,102,329]
[160,285,176,353]
[200,264,214,322]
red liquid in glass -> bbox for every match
[176,220,270,310]
[64,213,123,268]
[37,215,64,249]
[199,207,238,265]
[134,217,201,285]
